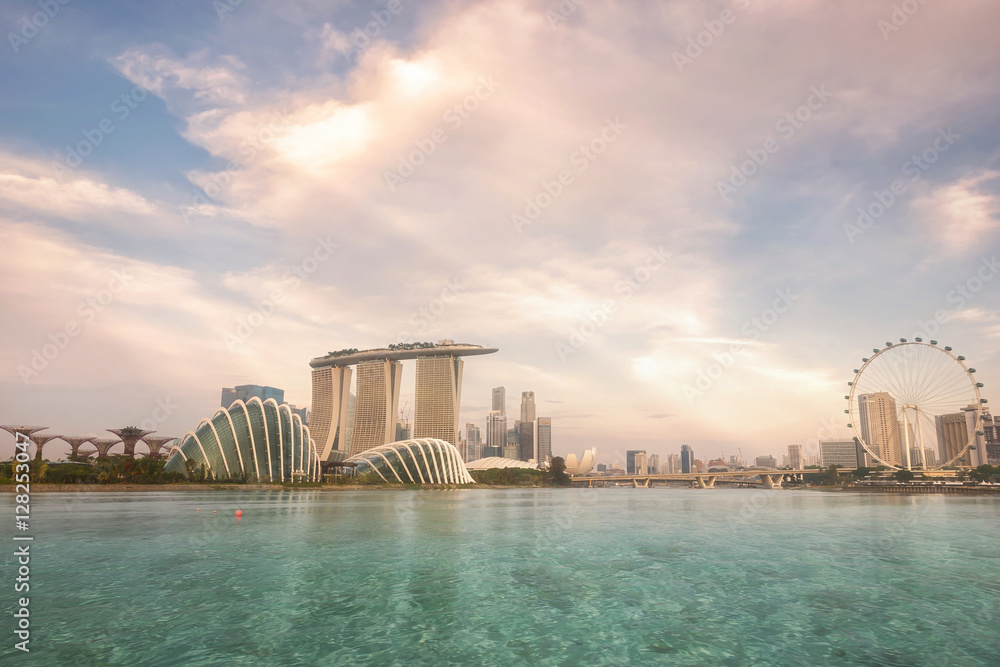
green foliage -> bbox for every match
[804,465,843,486]
[44,463,98,484]
[471,467,548,486]
[895,469,915,483]
[969,464,1000,483]
[852,466,872,480]
[547,456,571,486]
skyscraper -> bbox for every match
[310,366,353,460]
[626,449,646,474]
[680,445,694,474]
[787,444,803,469]
[535,417,551,463]
[633,451,648,475]
[820,440,859,468]
[413,355,464,448]
[648,453,660,474]
[667,453,681,473]
[485,410,506,458]
[936,405,989,467]
[858,392,902,466]
[492,387,506,415]
[351,360,403,456]
[520,391,536,423]
[465,422,481,462]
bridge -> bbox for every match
[571,470,813,489]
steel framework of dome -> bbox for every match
[349,438,475,484]
[846,338,985,470]
[164,397,320,482]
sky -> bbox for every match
[1,0,999,467]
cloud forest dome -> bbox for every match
[164,397,320,482]
[348,439,475,484]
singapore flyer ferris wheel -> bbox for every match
[846,338,986,470]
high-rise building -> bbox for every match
[351,360,403,456]
[680,445,694,474]
[395,418,411,442]
[413,355,464,448]
[910,447,936,467]
[518,421,534,462]
[648,454,660,474]
[820,440,859,468]
[484,410,507,458]
[222,384,284,408]
[520,391,536,423]
[936,406,990,467]
[596,463,607,472]
[626,449,647,474]
[787,444,803,469]
[310,367,353,460]
[633,451,648,475]
[465,422,481,461]
[755,455,777,469]
[667,453,682,473]
[535,417,551,463]
[983,411,1000,465]
[492,387,506,416]
[858,392,902,466]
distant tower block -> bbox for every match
[141,436,177,459]
[61,436,97,459]
[310,365,353,461]
[92,438,123,458]
[413,355,463,448]
[28,434,63,461]
[107,428,155,458]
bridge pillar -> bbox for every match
[695,475,717,489]
[760,473,784,489]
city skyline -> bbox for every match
[3,1,1000,465]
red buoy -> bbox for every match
[235,510,243,517]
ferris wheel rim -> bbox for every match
[846,340,983,471]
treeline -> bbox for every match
[0,456,186,485]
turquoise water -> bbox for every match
[4,488,999,665]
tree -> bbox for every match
[547,456,571,486]
[852,466,871,480]
[895,469,915,483]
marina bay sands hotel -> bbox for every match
[309,341,498,462]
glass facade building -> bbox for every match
[164,397,320,482]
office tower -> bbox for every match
[755,455,777,469]
[492,387,506,415]
[964,406,989,466]
[910,447,936,467]
[310,366,354,460]
[465,422,481,461]
[680,445,694,474]
[518,421,534,462]
[508,422,521,448]
[820,440,859,468]
[668,453,682,473]
[351,360,403,456]
[633,451,648,475]
[596,463,607,472]
[221,384,284,407]
[858,392,902,466]
[648,454,660,474]
[503,443,520,459]
[787,444,803,469]
[520,391,536,423]
[936,408,975,467]
[983,411,1000,464]
[485,410,507,458]
[413,355,464,448]
[535,417,552,463]
[395,419,411,442]
[626,449,647,474]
